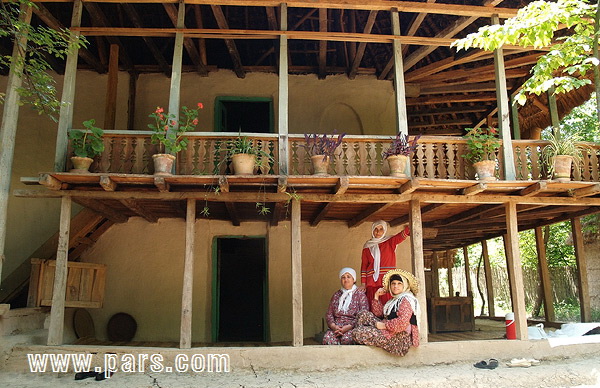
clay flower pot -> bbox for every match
[70,156,94,173]
[311,155,330,175]
[231,153,256,175]
[553,155,573,182]
[386,154,409,177]
[153,153,176,176]
[473,160,497,181]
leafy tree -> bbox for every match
[0,0,86,121]
[452,0,599,109]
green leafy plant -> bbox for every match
[68,119,104,158]
[541,131,588,174]
[462,127,501,163]
[148,103,203,154]
[222,134,274,167]
[0,0,87,121]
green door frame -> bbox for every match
[214,96,274,133]
[211,235,269,342]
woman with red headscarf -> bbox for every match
[361,220,410,306]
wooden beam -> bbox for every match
[103,44,119,129]
[461,183,487,196]
[120,199,158,223]
[348,10,377,79]
[193,5,208,66]
[519,181,547,197]
[390,203,443,227]
[33,3,104,73]
[505,201,528,339]
[163,3,208,75]
[409,199,428,343]
[391,10,408,138]
[121,3,171,76]
[347,203,394,228]
[400,178,419,194]
[278,4,289,176]
[47,196,71,345]
[211,5,245,78]
[154,177,170,192]
[310,177,349,226]
[54,0,82,172]
[318,8,327,79]
[570,183,600,198]
[534,227,555,322]
[73,198,128,223]
[39,174,63,190]
[481,239,495,317]
[271,177,288,226]
[571,217,591,322]
[291,198,303,346]
[99,176,117,191]
[430,204,500,227]
[447,251,454,296]
[180,199,196,348]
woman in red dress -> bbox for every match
[361,220,410,306]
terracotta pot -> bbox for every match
[311,155,330,175]
[153,153,176,176]
[70,156,94,173]
[231,153,256,175]
[473,160,497,181]
[386,154,409,177]
[553,155,573,182]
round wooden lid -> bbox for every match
[73,308,95,339]
[107,312,137,342]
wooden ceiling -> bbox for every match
[18,173,600,253]
[9,0,591,135]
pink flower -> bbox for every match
[155,107,164,113]
[192,119,199,126]
[171,120,177,126]
[163,125,169,131]
[197,102,204,109]
[159,114,164,120]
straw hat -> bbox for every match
[382,269,419,295]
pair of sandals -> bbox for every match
[473,358,499,369]
[474,358,541,369]
[74,370,114,381]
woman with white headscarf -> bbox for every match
[361,220,410,306]
[322,267,369,345]
[352,269,420,356]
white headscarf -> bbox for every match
[383,274,420,327]
[338,267,357,313]
[363,220,392,281]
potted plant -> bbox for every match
[148,102,203,176]
[382,133,420,177]
[542,131,587,182]
[303,132,346,175]
[223,134,274,175]
[462,127,501,181]
[68,119,104,173]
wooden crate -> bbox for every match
[28,259,106,308]
[427,296,475,333]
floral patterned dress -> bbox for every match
[352,297,419,356]
[322,289,369,345]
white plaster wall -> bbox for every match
[80,218,411,343]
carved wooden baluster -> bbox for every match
[364,141,374,176]
[121,136,134,174]
[581,148,591,181]
[98,136,112,173]
[436,142,446,179]
[425,143,435,178]
[591,148,599,181]
[415,144,425,178]
[457,143,469,179]
[349,141,359,176]
[530,144,541,180]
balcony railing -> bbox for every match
[70,132,600,182]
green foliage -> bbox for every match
[148,103,203,154]
[452,0,598,104]
[68,119,104,158]
[220,134,274,168]
[541,131,587,175]
[0,0,87,121]
[555,94,600,142]
[462,127,502,163]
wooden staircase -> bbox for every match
[0,209,113,305]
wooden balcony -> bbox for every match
[72,132,600,182]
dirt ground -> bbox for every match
[1,352,599,388]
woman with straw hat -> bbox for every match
[352,269,420,356]
[322,267,369,345]
[360,221,410,307]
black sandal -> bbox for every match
[473,358,499,369]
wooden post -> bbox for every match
[463,246,472,297]
[47,196,72,345]
[502,234,515,312]
[510,95,521,140]
[409,199,428,343]
[278,3,289,175]
[534,227,555,322]
[0,3,32,284]
[180,199,196,348]
[492,14,516,181]
[291,198,303,346]
[104,44,119,129]
[391,9,409,137]
[548,86,560,133]
[447,251,454,296]
[431,251,440,298]
[505,201,528,340]
[54,0,83,172]
[482,240,495,317]
[127,73,138,130]
[167,0,185,148]
[571,217,591,322]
